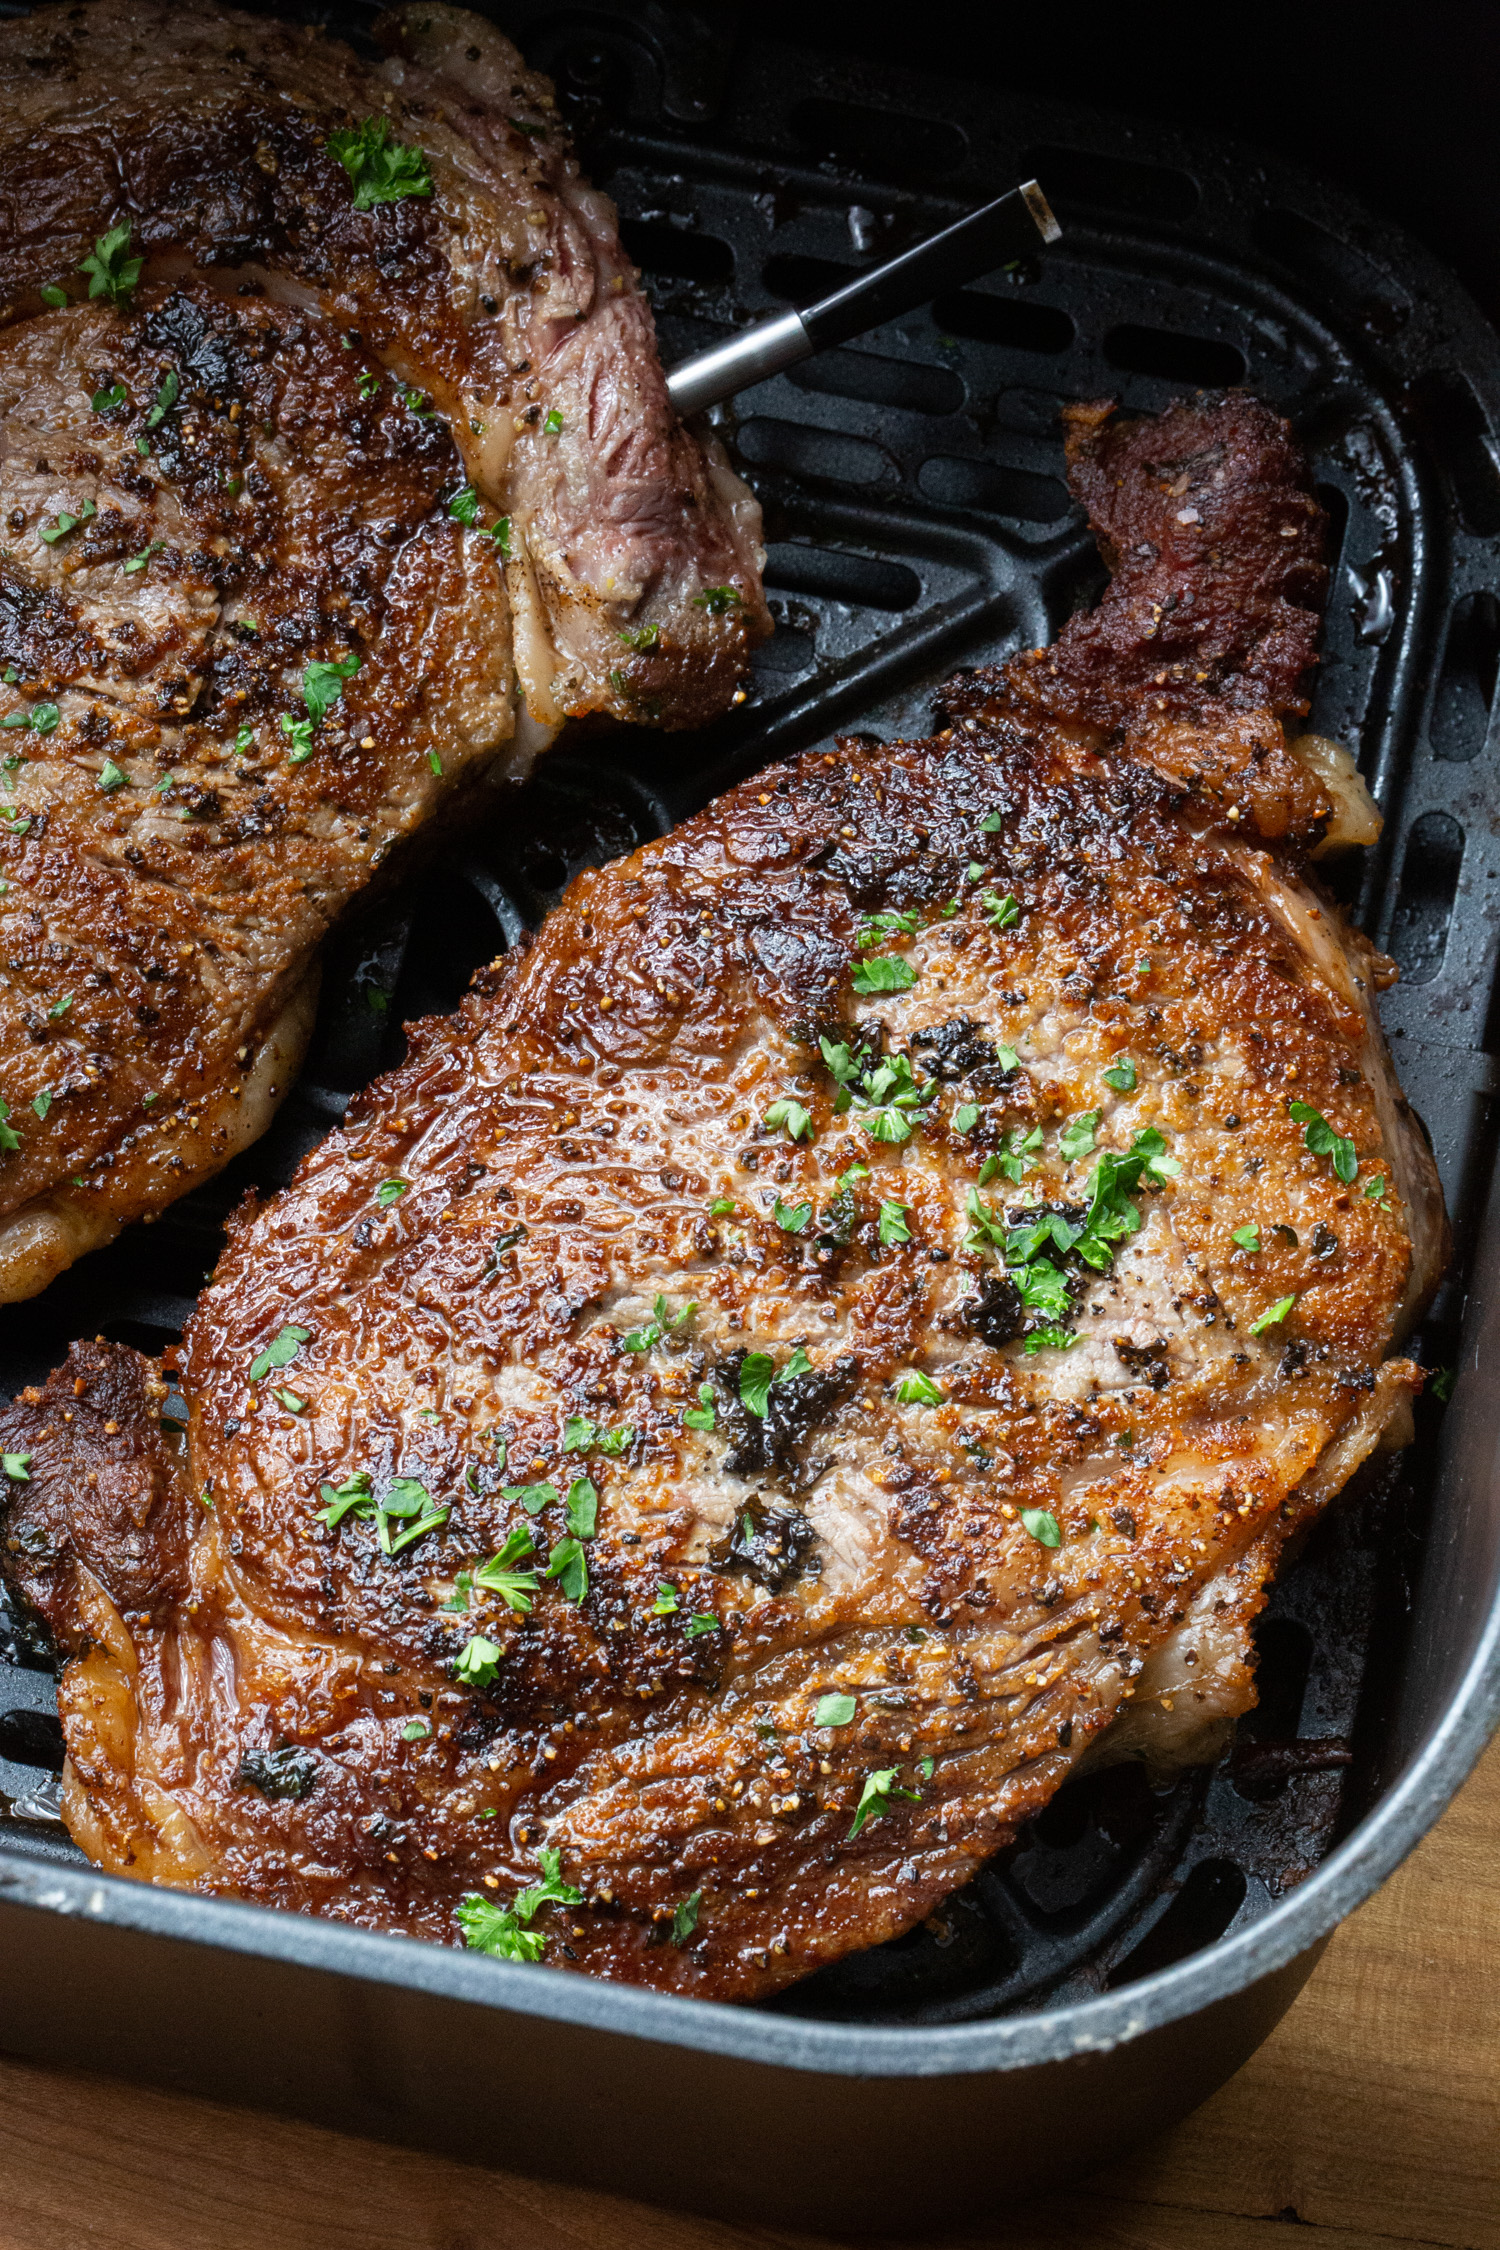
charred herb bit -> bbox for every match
[617,621,660,651]
[40,500,97,546]
[303,653,360,725]
[249,1323,310,1382]
[764,1096,813,1143]
[1103,1057,1137,1093]
[692,585,740,614]
[78,223,142,309]
[454,1634,502,1687]
[487,1223,528,1266]
[1020,1506,1061,1547]
[814,1692,856,1728]
[1249,1294,1297,1336]
[235,1743,318,1802]
[1430,1366,1455,1403]
[894,1369,943,1406]
[671,1889,703,1945]
[1231,1225,1261,1252]
[852,952,916,996]
[1288,1099,1358,1185]
[458,1848,582,1963]
[848,1764,921,1839]
[326,116,434,210]
[544,1536,588,1603]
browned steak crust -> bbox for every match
[0,395,1444,2002]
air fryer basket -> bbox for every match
[0,0,1497,2228]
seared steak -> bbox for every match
[0,396,1445,2003]
[0,0,768,1297]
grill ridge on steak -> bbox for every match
[0,393,1445,2003]
[0,0,768,1300]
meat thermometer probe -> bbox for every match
[664,179,1061,419]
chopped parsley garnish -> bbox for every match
[838,1163,870,1190]
[1023,1324,1078,1354]
[764,1097,813,1142]
[1,1451,31,1480]
[981,891,1019,929]
[684,1612,720,1639]
[852,952,917,995]
[317,1470,448,1554]
[473,1525,540,1614]
[1020,1507,1061,1547]
[671,1889,703,1945]
[97,758,127,791]
[894,1369,943,1406]
[1103,1058,1137,1092]
[542,407,564,435]
[621,1291,695,1353]
[249,1323,310,1381]
[821,1040,934,1146]
[953,1103,979,1135]
[652,1582,681,1615]
[856,908,920,950]
[682,1383,716,1433]
[303,654,360,725]
[1287,1100,1358,1184]
[1429,1366,1455,1403]
[564,1477,598,1537]
[1231,1225,1261,1252]
[878,1197,912,1246]
[78,223,141,309]
[989,1123,1043,1184]
[40,500,96,546]
[457,1847,582,1963]
[91,382,127,413]
[40,285,68,310]
[326,116,434,210]
[1250,1294,1297,1335]
[617,621,659,651]
[692,586,740,613]
[376,1178,408,1207]
[1363,1175,1389,1203]
[145,369,178,430]
[562,1417,595,1452]
[455,1633,502,1687]
[544,1536,588,1603]
[123,542,163,574]
[979,810,1003,834]
[1059,1111,1099,1163]
[3,702,59,736]
[491,517,513,557]
[710,1196,736,1215]
[31,1091,51,1121]
[814,1692,856,1728]
[739,1345,811,1419]
[402,1718,431,1740]
[848,1765,920,1839]
[273,1387,306,1414]
[357,369,382,401]
[402,385,435,419]
[504,1481,559,1516]
[448,487,480,526]
[773,1196,812,1233]
[280,713,315,762]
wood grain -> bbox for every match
[0,1731,1494,2250]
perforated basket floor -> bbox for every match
[0,0,1497,2026]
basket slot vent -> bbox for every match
[788,348,964,417]
[752,620,817,675]
[736,415,893,490]
[1387,811,1464,985]
[1020,143,1200,224]
[1431,591,1500,762]
[1106,1859,1247,1988]
[1239,1617,1314,1741]
[763,543,920,611]
[1411,371,1500,536]
[918,453,1071,524]
[789,97,967,185]
[0,1707,63,1771]
[617,219,733,285]
[1103,323,1247,388]
[930,288,1075,357]
[1254,207,1410,333]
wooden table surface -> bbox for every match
[0,1733,1494,2250]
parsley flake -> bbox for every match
[1102,1057,1137,1092]
[78,223,141,309]
[773,1196,812,1233]
[848,1765,920,1839]
[894,1369,943,1406]
[652,1582,681,1615]
[684,1612,720,1639]
[1231,1225,1261,1252]
[544,1536,588,1603]
[376,1178,408,1207]
[814,1692,856,1727]
[853,952,917,995]
[671,1888,703,1945]
[2,1452,31,1480]
[878,1197,912,1246]
[91,382,127,413]
[454,1634,502,1687]
[1020,1507,1061,1547]
[1059,1111,1099,1163]
[1250,1294,1298,1335]
[326,116,434,210]
[682,1382,717,1433]
[457,1847,582,1963]
[303,653,360,725]
[1288,1099,1358,1184]
[692,586,740,613]
[764,1097,813,1143]
[97,758,127,792]
[981,890,1019,929]
[249,1323,310,1382]
[542,407,564,435]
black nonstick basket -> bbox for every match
[1,2,1498,2231]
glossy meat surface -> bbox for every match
[0,396,1443,2002]
[0,0,767,1294]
